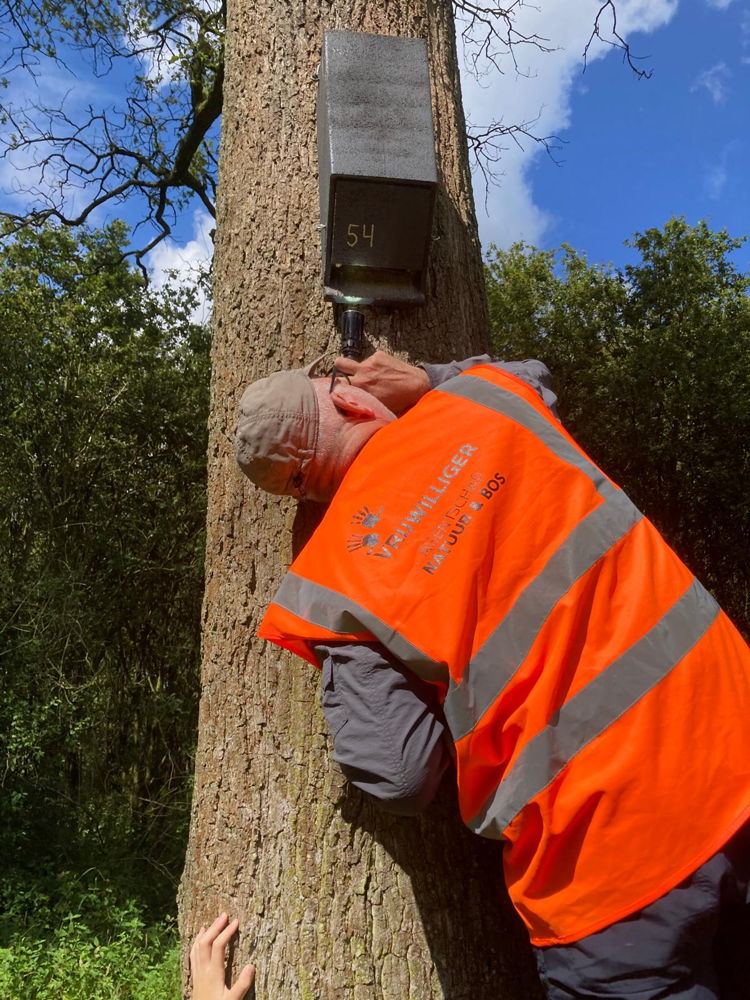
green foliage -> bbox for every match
[0,221,210,909]
[0,872,179,1000]
[486,218,750,635]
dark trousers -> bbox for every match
[533,820,750,999]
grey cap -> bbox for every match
[234,357,325,498]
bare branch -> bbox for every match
[454,0,554,78]
[584,1,653,80]
[466,113,563,208]
[459,1,651,188]
[0,1,223,263]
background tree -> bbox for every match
[0,221,209,916]
[486,218,750,636]
[177,2,545,999]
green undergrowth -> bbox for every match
[0,872,180,1000]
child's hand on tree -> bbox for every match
[190,913,255,1000]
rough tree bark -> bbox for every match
[178,1,544,997]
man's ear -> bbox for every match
[330,384,378,419]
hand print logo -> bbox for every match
[351,505,383,529]
[347,505,383,554]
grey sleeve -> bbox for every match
[422,355,558,417]
[314,641,449,816]
[421,354,494,387]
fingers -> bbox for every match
[189,924,206,965]
[190,913,252,1000]
[227,964,256,1000]
[331,350,428,415]
[333,355,359,375]
[213,916,239,952]
[333,351,390,374]
[191,913,238,969]
[197,912,231,949]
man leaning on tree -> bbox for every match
[234,348,750,1000]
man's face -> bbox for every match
[304,378,396,501]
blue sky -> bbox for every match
[460,0,750,271]
[1,0,748,288]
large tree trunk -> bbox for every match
[178,1,543,997]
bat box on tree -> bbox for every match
[317,29,438,306]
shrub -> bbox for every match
[0,872,180,1000]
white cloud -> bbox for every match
[704,142,735,200]
[146,210,214,322]
[0,125,93,221]
[691,62,731,104]
[705,0,734,9]
[128,34,182,87]
[459,0,678,249]
[705,161,728,200]
[741,12,750,62]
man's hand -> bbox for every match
[333,350,430,416]
[190,913,255,1000]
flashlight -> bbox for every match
[340,309,365,361]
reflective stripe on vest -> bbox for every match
[443,483,642,741]
[271,570,447,682]
[438,374,609,490]
[463,577,720,839]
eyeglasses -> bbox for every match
[327,366,351,394]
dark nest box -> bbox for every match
[317,30,438,306]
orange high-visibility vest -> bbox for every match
[259,364,750,946]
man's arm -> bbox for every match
[335,351,558,417]
[425,356,558,416]
[314,641,449,815]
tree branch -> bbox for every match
[461,1,651,190]
[455,0,554,77]
[584,1,653,80]
[467,114,563,208]
[0,1,224,264]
